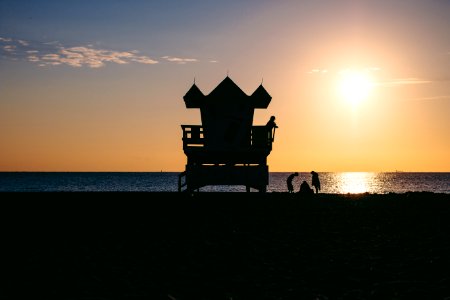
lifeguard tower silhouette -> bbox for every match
[178,76,276,192]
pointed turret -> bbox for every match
[183,83,204,108]
[251,84,272,108]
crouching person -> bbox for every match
[299,180,314,195]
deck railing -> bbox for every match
[181,125,204,148]
[181,125,273,150]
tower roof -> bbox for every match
[182,76,272,108]
[208,76,246,99]
[251,84,272,108]
[183,83,205,108]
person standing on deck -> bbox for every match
[265,116,278,142]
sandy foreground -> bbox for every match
[2,192,450,299]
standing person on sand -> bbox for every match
[311,171,321,194]
[286,172,298,193]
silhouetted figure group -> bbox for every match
[286,171,321,194]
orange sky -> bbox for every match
[1,1,449,172]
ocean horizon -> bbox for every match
[1,172,449,194]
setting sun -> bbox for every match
[338,70,374,105]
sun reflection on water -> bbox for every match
[337,172,375,194]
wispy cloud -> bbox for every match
[0,37,209,68]
[308,67,381,75]
[307,68,328,74]
[0,37,159,68]
[42,46,159,68]
[162,55,198,64]
[409,95,450,101]
[17,40,29,46]
[376,78,432,86]
[307,67,434,87]
[3,45,16,52]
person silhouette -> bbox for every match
[265,116,278,142]
[311,171,321,194]
[266,116,278,130]
[286,172,298,193]
[299,180,314,194]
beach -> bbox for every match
[3,192,450,299]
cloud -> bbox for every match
[44,46,158,68]
[308,67,381,75]
[376,78,432,86]
[18,40,29,46]
[162,55,198,64]
[3,45,16,52]
[0,37,159,68]
[306,67,434,88]
[50,47,140,68]
[131,56,159,64]
[410,95,450,101]
[1,37,210,68]
[308,68,328,74]
[27,55,40,62]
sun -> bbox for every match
[338,70,373,105]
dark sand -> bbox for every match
[3,192,450,299]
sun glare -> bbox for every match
[338,70,373,105]
[338,172,372,194]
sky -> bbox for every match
[1,0,449,172]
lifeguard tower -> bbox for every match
[178,76,276,192]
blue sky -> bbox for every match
[2,0,449,74]
[1,0,265,62]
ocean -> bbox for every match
[0,172,449,193]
